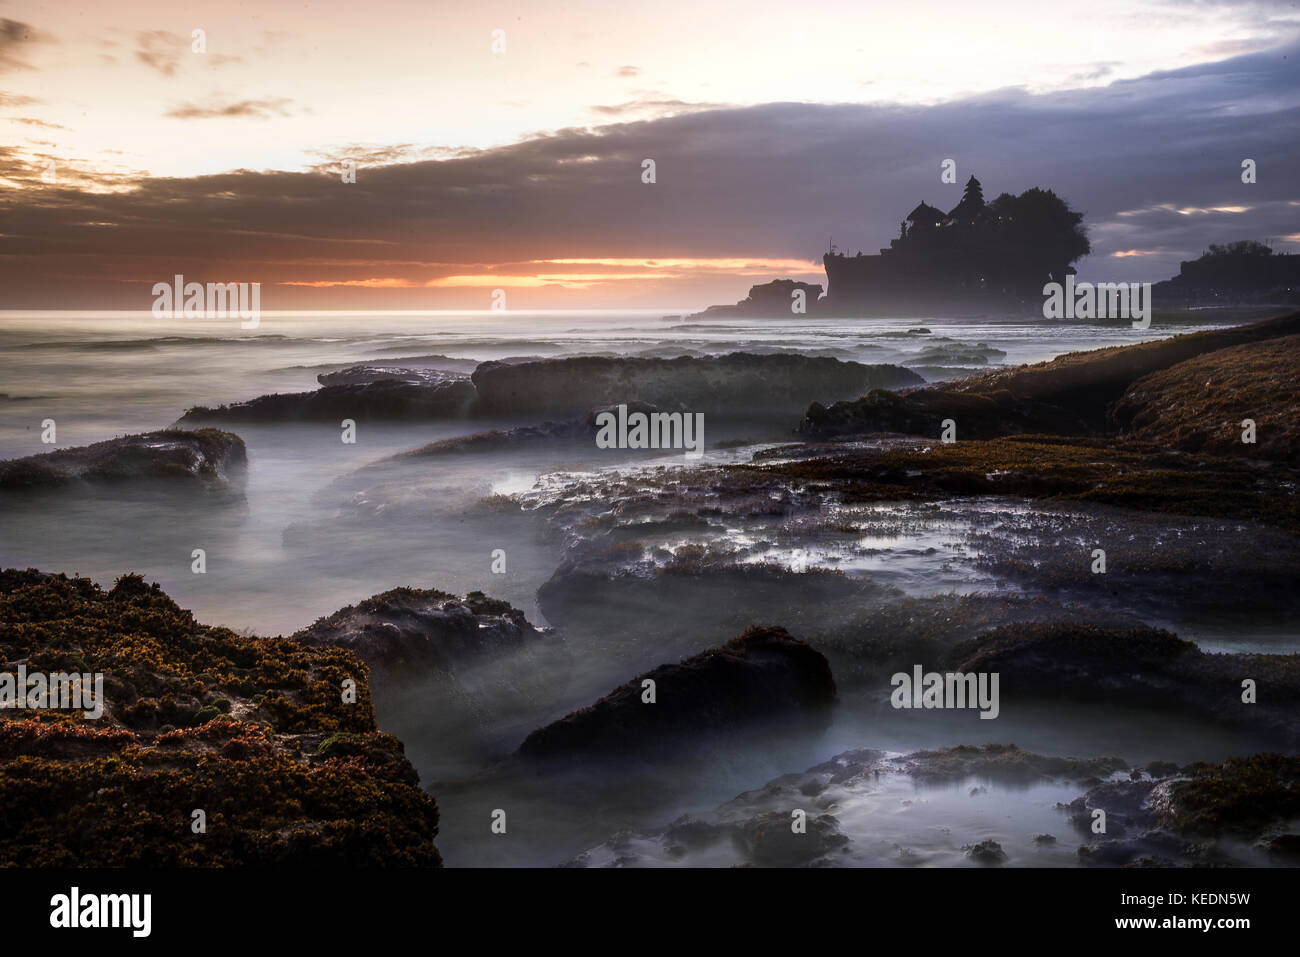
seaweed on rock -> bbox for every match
[0,569,441,866]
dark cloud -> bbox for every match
[164,97,296,120]
[135,30,183,76]
[0,18,53,73]
[2,40,1298,307]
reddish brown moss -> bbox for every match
[0,569,440,866]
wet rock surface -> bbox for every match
[517,626,836,760]
[316,365,473,388]
[178,377,476,423]
[390,402,662,458]
[292,586,550,672]
[798,310,1300,439]
[948,623,1300,747]
[0,429,246,491]
[1066,754,1300,866]
[471,352,922,419]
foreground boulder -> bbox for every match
[0,429,245,491]
[517,626,835,759]
[292,585,549,671]
[0,568,441,865]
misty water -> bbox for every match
[1,309,1289,866]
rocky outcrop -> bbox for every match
[738,433,1300,533]
[177,377,475,423]
[799,385,1085,439]
[1110,333,1300,463]
[517,626,835,759]
[292,586,549,671]
[798,309,1300,438]
[1151,244,1300,306]
[1067,754,1300,866]
[689,279,825,319]
[0,568,441,866]
[879,743,1128,784]
[470,353,921,419]
[0,429,246,491]
[316,365,471,388]
[947,622,1300,747]
[178,353,919,426]
[391,402,661,458]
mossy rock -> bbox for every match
[0,568,440,866]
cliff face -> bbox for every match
[0,569,441,866]
[1152,251,1300,305]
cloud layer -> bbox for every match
[2,40,1297,308]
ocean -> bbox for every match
[0,308,1285,866]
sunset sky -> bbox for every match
[2,0,1299,309]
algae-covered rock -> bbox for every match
[1110,333,1300,463]
[1068,754,1300,866]
[0,568,441,866]
[798,309,1300,439]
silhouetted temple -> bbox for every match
[695,176,1092,317]
[820,176,1089,314]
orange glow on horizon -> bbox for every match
[278,257,825,290]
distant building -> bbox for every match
[820,176,1088,314]
[692,176,1091,318]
